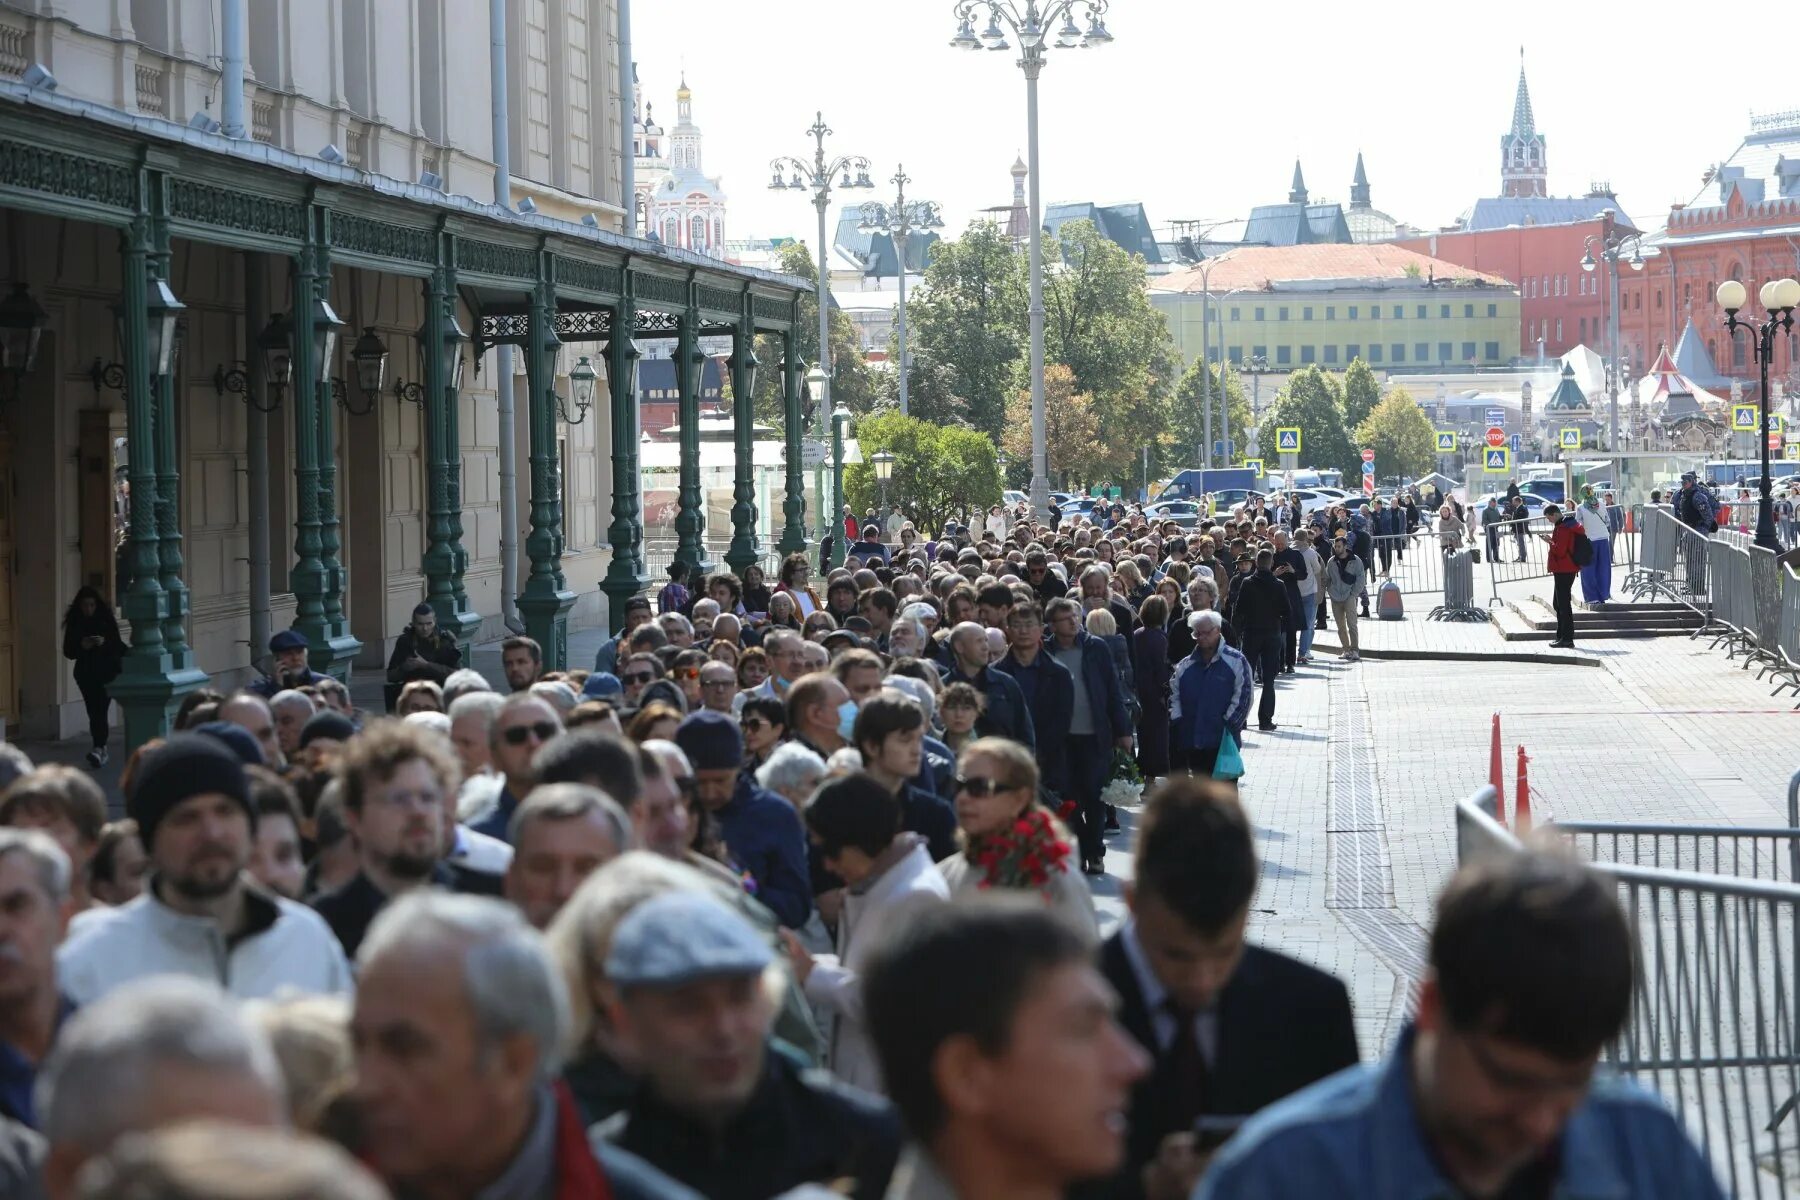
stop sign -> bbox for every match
[1485,426,1506,448]
[1361,448,1375,462]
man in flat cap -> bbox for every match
[249,629,331,699]
[594,891,901,1200]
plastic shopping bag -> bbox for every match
[1212,727,1245,782]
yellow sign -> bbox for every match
[1244,458,1264,475]
[1559,428,1581,450]
[1734,404,1760,431]
[1435,431,1456,453]
[1788,443,1799,461]
[1275,427,1302,455]
[1484,447,1511,473]
[1772,413,1789,433]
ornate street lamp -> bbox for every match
[561,355,598,426]
[871,448,895,514]
[951,0,1113,518]
[770,112,873,462]
[1717,276,1800,550]
[831,400,852,568]
[858,166,943,416]
[0,283,48,401]
[726,345,759,413]
[1580,210,1654,455]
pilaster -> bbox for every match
[601,287,649,633]
[516,250,574,667]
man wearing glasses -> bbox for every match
[617,654,662,708]
[698,661,738,714]
[1199,851,1723,1200]
[466,694,563,844]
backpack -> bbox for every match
[1570,526,1594,568]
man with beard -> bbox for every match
[57,736,351,1002]
[500,636,543,693]
[310,720,465,958]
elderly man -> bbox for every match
[503,784,631,929]
[447,690,504,783]
[248,629,329,698]
[266,690,315,760]
[58,736,350,1002]
[467,693,564,844]
[37,977,287,1199]
[0,831,69,1132]
[753,629,806,702]
[352,893,692,1200]
[673,711,810,930]
[596,891,900,1199]
[1171,610,1254,780]
[216,692,284,770]
[940,621,1034,748]
[698,661,738,714]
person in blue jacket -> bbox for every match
[1170,609,1253,778]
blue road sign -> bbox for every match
[1510,433,1521,452]
[1486,407,1506,426]
[1361,461,1375,475]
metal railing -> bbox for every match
[1457,787,1800,1197]
[1428,548,1485,622]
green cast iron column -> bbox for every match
[309,221,359,677]
[147,178,194,669]
[286,213,330,657]
[108,189,180,749]
[516,252,574,667]
[673,289,710,574]
[600,291,648,634]
[422,246,480,654]
[777,326,807,556]
[725,293,759,574]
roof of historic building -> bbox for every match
[1671,317,1731,389]
[1150,243,1511,294]
[831,207,939,278]
[1651,111,1800,247]
[1456,195,1628,232]
[1543,362,1591,412]
[1043,201,1165,264]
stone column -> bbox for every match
[286,215,329,657]
[422,245,480,654]
[778,328,807,556]
[673,294,710,573]
[725,296,759,574]
[600,293,648,633]
[147,177,192,668]
[516,255,574,667]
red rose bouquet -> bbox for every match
[971,802,1077,895]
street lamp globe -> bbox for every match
[1579,251,1596,273]
[1717,280,1749,313]
[349,326,389,397]
[568,356,599,420]
[872,449,894,481]
[1761,281,1782,313]
[1775,277,1800,311]
[1629,250,1645,272]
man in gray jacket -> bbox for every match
[57,736,351,1003]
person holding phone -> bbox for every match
[1542,503,1580,648]
[62,586,127,767]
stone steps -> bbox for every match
[1496,596,1706,640]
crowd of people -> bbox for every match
[0,495,1726,1199]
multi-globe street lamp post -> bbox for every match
[858,167,943,417]
[770,112,873,505]
[1579,210,1651,453]
[1717,276,1800,551]
[950,0,1113,520]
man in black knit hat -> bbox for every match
[56,735,351,1003]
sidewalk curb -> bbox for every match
[1311,642,1603,667]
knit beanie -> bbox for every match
[674,709,743,771]
[127,734,254,851]
[299,710,358,749]
[192,721,265,767]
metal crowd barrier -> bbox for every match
[1457,787,1800,1197]
[1428,549,1485,622]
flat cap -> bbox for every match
[606,891,772,989]
[269,629,308,653]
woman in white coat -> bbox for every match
[782,772,948,1093]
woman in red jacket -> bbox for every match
[1543,503,1580,648]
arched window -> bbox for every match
[691,214,707,247]
[663,215,678,244]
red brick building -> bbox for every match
[1616,112,1800,403]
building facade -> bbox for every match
[1618,111,1800,404]
[1150,244,1520,373]
[639,76,727,259]
[0,2,805,744]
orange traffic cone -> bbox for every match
[1515,745,1532,834]
[1624,507,1635,534]
[1489,714,1504,813]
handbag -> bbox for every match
[1212,727,1245,781]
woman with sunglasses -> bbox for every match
[936,738,1097,943]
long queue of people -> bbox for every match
[0,500,1726,1199]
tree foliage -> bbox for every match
[906,223,1028,439]
[1168,359,1253,469]
[845,411,1001,533]
[1000,364,1102,487]
[748,242,878,437]
[1341,358,1381,433]
[876,354,971,429]
[1256,366,1354,476]
[1355,386,1437,482]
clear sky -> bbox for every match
[633,0,1794,248]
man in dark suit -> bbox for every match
[1094,777,1358,1200]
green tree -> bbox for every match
[1168,359,1252,469]
[1041,220,1180,479]
[1256,366,1354,476]
[845,411,1001,533]
[907,223,1028,439]
[1000,364,1103,487]
[1341,357,1382,432]
[747,242,878,437]
[876,352,971,428]
[1355,386,1437,481]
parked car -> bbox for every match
[1475,492,1550,521]
[1143,500,1203,529]
[1003,489,1028,508]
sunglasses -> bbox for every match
[741,717,771,733]
[674,667,701,680]
[622,672,655,685]
[954,774,1018,798]
[501,721,558,746]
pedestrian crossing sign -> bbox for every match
[1484,447,1510,473]
[1788,443,1799,461]
[1244,458,1263,474]
[1276,427,1302,454]
[1559,428,1581,450]
[1435,431,1456,453]
[1734,404,1760,431]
